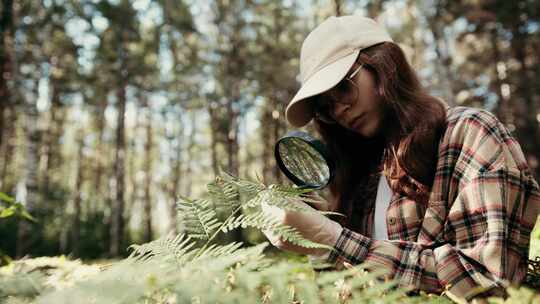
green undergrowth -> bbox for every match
[0,174,539,304]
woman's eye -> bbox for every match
[336,81,348,92]
[315,99,331,112]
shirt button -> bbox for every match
[388,217,397,225]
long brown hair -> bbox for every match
[314,42,447,229]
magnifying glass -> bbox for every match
[274,131,334,189]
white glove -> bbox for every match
[261,201,343,258]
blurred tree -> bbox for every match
[71,129,85,255]
[443,0,540,178]
[209,0,254,179]
[94,0,141,256]
[333,0,343,16]
[157,0,198,234]
[206,0,259,243]
[39,7,80,194]
[0,0,14,152]
[130,21,162,243]
[0,0,17,192]
[13,1,55,257]
[250,0,305,184]
[420,0,459,105]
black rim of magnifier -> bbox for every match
[274,130,334,189]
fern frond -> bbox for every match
[177,196,222,240]
[244,188,315,212]
[192,242,244,262]
[221,211,332,251]
[128,233,197,264]
[220,211,274,232]
[207,174,241,209]
[218,172,266,200]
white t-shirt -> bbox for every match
[373,174,392,240]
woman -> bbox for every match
[262,15,540,301]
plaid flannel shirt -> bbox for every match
[327,106,540,301]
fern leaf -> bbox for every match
[128,233,197,264]
[220,211,332,251]
[244,188,314,212]
[192,242,244,262]
[177,197,222,240]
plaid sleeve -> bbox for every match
[327,108,540,301]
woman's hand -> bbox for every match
[261,201,343,257]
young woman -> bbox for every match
[262,15,540,301]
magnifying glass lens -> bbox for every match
[275,131,333,189]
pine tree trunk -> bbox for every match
[168,120,182,234]
[142,96,153,242]
[272,104,283,184]
[110,81,127,257]
[207,104,220,177]
[261,107,272,184]
[17,78,41,258]
[226,90,239,177]
[42,79,64,193]
[0,105,16,190]
[0,0,14,150]
[72,130,84,256]
[125,105,139,227]
[93,91,107,212]
[0,0,16,191]
[184,112,195,197]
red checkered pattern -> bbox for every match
[327,107,540,301]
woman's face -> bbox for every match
[318,66,386,138]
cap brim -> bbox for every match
[285,50,360,127]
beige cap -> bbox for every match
[285,15,393,127]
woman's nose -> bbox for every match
[332,102,350,120]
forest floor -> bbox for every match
[1,219,539,303]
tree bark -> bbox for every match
[168,118,182,234]
[272,102,283,184]
[207,104,220,177]
[124,104,139,228]
[41,78,65,193]
[226,85,240,177]
[71,130,84,256]
[16,78,41,258]
[184,112,195,197]
[142,95,153,242]
[0,104,16,190]
[261,107,272,183]
[93,90,107,213]
[0,0,14,150]
[110,79,127,257]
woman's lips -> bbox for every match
[350,114,364,129]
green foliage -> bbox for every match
[1,241,453,304]
[0,192,36,264]
[0,192,35,222]
[0,175,412,303]
[0,175,537,303]
[178,172,333,252]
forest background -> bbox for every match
[1,0,539,262]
